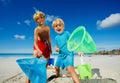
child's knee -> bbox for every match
[55,66,59,72]
[55,66,60,77]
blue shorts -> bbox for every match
[55,53,74,69]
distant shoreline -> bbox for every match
[94,48,120,55]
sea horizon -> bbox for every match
[0,53,97,58]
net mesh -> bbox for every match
[67,26,97,53]
[16,58,47,83]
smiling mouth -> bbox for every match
[57,29,61,32]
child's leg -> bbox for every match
[46,57,50,68]
[67,66,80,83]
[26,77,30,83]
[55,66,60,77]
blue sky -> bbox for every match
[0,0,120,53]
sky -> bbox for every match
[0,0,120,53]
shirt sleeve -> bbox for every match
[66,31,71,39]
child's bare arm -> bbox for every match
[34,28,42,57]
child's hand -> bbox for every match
[33,50,42,58]
[55,46,60,52]
[78,52,83,56]
[37,50,42,57]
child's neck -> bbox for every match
[39,24,45,28]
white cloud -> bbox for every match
[33,7,39,13]
[32,7,58,23]
[96,13,120,29]
[24,20,31,26]
[17,20,32,26]
[14,34,25,40]
[45,15,58,22]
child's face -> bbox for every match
[54,24,64,34]
[36,16,45,25]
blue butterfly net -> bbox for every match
[16,58,47,83]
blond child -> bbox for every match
[26,11,52,83]
[52,18,80,83]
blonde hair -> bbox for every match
[33,11,45,22]
[52,18,64,28]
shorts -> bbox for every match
[55,53,74,69]
[34,40,50,59]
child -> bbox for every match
[26,11,52,83]
[52,18,80,83]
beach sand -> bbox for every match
[0,55,120,83]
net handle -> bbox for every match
[81,55,84,65]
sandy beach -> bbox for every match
[0,55,120,83]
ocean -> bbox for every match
[0,53,33,59]
[0,53,96,59]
